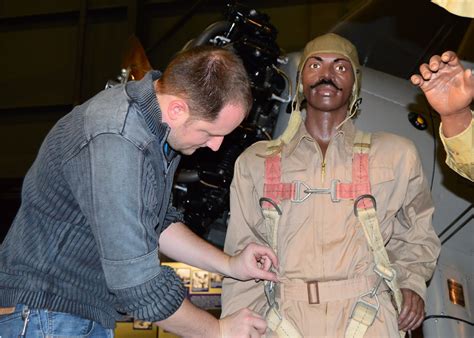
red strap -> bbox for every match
[263,156,294,208]
[337,153,373,208]
[262,145,373,209]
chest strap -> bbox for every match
[262,131,373,205]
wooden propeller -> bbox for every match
[121,35,153,81]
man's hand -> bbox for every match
[411,51,473,117]
[219,308,267,338]
[398,288,425,332]
[227,242,279,282]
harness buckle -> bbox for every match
[259,197,282,215]
[264,281,278,310]
[353,194,377,217]
[291,179,340,203]
[307,281,320,304]
[350,291,380,327]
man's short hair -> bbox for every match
[160,46,252,121]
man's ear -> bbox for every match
[166,99,189,125]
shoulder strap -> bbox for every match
[347,131,405,338]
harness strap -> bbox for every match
[266,307,302,338]
[259,207,302,337]
[263,156,294,208]
[262,132,373,205]
[347,131,404,338]
[337,131,372,204]
[281,275,388,304]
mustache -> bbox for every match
[310,78,342,91]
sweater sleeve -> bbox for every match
[64,133,185,322]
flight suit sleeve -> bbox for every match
[386,143,441,302]
[221,153,269,317]
[439,114,474,182]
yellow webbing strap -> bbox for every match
[357,208,405,309]
[260,209,302,338]
[265,110,303,156]
[348,207,405,338]
[262,209,281,253]
[345,132,405,338]
[267,306,303,338]
[345,298,379,338]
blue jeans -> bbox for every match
[0,305,114,338]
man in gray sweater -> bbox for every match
[0,46,278,337]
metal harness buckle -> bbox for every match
[264,281,282,320]
[307,281,320,304]
[350,292,380,327]
[349,265,392,327]
[292,179,340,203]
[264,281,278,309]
[353,194,377,216]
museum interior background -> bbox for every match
[1,0,473,336]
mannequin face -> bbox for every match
[167,102,246,155]
[301,53,354,113]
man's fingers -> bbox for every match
[249,314,267,334]
[441,50,455,61]
[398,289,425,331]
[398,294,412,329]
[252,269,279,282]
[428,54,442,72]
[410,74,423,86]
[260,256,273,271]
[401,310,418,331]
[251,244,279,269]
[413,312,425,330]
[419,63,434,81]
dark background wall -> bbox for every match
[0,0,367,238]
[0,0,472,239]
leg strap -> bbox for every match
[266,306,302,338]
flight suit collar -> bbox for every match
[283,110,357,159]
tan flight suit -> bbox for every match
[222,118,441,337]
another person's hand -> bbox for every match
[398,288,425,332]
[411,51,473,117]
[219,308,267,338]
[228,242,279,282]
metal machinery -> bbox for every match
[173,2,290,244]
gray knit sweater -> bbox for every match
[0,71,186,328]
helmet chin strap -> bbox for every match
[336,97,362,130]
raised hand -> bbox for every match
[411,51,473,136]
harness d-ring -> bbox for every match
[259,197,282,215]
[353,194,377,217]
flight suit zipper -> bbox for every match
[321,160,326,183]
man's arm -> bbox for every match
[222,152,272,317]
[159,221,278,282]
[385,141,441,331]
[155,298,267,338]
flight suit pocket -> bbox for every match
[370,166,394,186]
